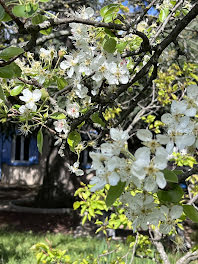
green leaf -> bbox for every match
[82,215,87,225]
[116,42,128,52]
[0,47,24,61]
[1,12,11,22]
[104,5,119,23]
[170,0,176,6]
[39,0,50,2]
[0,62,22,78]
[103,37,117,53]
[73,201,81,210]
[67,131,81,152]
[12,5,28,17]
[0,85,5,102]
[157,184,184,203]
[40,27,52,35]
[0,5,5,20]
[183,205,198,223]
[100,5,109,18]
[56,77,68,90]
[10,85,23,96]
[32,14,46,25]
[37,129,43,154]
[0,66,14,78]
[77,121,85,129]
[104,28,116,38]
[25,3,38,16]
[162,169,178,183]
[157,185,184,203]
[11,62,22,77]
[91,113,105,127]
[12,3,38,18]
[106,181,126,207]
[173,170,183,175]
[50,112,66,120]
[159,8,169,22]
[190,73,198,82]
[104,13,114,23]
[100,4,119,18]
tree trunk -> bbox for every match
[34,133,81,208]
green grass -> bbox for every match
[0,229,197,264]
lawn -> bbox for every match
[0,229,197,264]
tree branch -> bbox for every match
[0,0,25,31]
[106,3,198,102]
[152,0,184,43]
[176,249,198,264]
[149,228,170,264]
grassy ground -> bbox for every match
[0,229,197,264]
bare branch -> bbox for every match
[149,228,171,264]
[135,0,158,26]
[176,249,198,264]
[36,30,70,45]
[152,0,184,43]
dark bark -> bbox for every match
[34,134,80,208]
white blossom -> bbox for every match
[19,89,41,112]
[53,119,70,135]
[67,162,84,176]
[66,102,80,118]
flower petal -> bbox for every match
[136,129,153,142]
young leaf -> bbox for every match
[73,201,81,210]
[56,77,68,90]
[159,8,169,22]
[116,42,128,52]
[50,112,66,120]
[37,129,43,154]
[0,47,24,61]
[40,27,52,35]
[67,131,81,152]
[183,205,198,223]
[12,5,28,17]
[162,169,178,183]
[100,4,118,18]
[32,14,46,25]
[106,181,126,207]
[100,5,109,18]
[91,113,105,127]
[103,5,119,23]
[10,85,23,96]
[12,3,38,18]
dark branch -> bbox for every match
[0,0,25,32]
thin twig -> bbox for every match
[135,0,158,26]
[0,0,25,30]
[129,232,139,264]
[152,0,184,43]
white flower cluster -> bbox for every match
[59,7,130,98]
[89,84,198,232]
[121,192,183,233]
[89,128,129,191]
[157,85,198,153]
